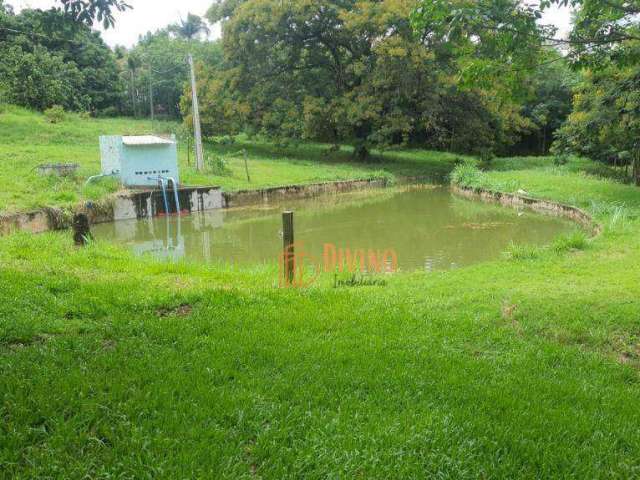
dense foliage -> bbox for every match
[193,0,547,159]
[0,5,123,113]
[556,0,640,67]
[0,4,218,119]
[56,0,131,29]
[119,27,221,119]
[550,0,640,181]
[412,0,640,177]
[2,0,639,171]
[553,64,640,169]
[188,0,577,159]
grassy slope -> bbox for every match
[3,153,640,477]
[0,106,464,214]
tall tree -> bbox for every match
[0,7,124,112]
[553,64,640,182]
[196,0,509,159]
[547,0,640,66]
[514,51,577,154]
[411,0,552,101]
[125,29,222,119]
[168,13,211,41]
[126,52,142,117]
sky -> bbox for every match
[10,0,572,48]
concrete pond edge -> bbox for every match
[451,185,602,236]
[0,177,390,236]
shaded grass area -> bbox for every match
[3,154,640,477]
[0,106,466,214]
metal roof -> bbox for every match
[122,135,175,146]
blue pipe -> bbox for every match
[159,178,169,215]
[148,177,170,215]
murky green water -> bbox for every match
[92,186,576,272]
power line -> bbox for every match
[151,63,187,76]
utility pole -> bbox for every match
[149,77,154,124]
[188,54,204,171]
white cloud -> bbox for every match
[540,4,573,39]
[10,0,572,48]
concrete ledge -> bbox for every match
[452,185,602,236]
[0,210,54,235]
[112,186,223,221]
[222,178,388,208]
[0,178,389,235]
[0,202,115,235]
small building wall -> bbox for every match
[99,136,124,175]
[120,142,179,187]
[98,135,179,187]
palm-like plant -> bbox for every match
[169,13,211,40]
[126,53,142,117]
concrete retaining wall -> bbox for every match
[452,185,601,235]
[2,180,598,236]
[222,178,388,208]
[0,178,388,235]
[0,210,54,235]
[112,187,223,221]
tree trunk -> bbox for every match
[130,71,138,118]
[354,143,369,162]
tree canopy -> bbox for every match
[168,13,211,41]
[57,0,131,29]
[0,7,123,112]
[191,0,549,159]
[552,0,640,66]
[123,29,221,119]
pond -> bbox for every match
[92,186,576,272]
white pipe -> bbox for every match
[166,177,180,215]
[85,172,118,186]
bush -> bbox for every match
[552,230,589,253]
[450,162,487,189]
[44,105,66,124]
[478,149,495,170]
[96,106,118,118]
[505,242,541,260]
[206,155,231,176]
[553,154,569,166]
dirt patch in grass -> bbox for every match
[611,332,640,368]
[156,303,193,318]
[2,333,56,351]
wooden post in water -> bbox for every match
[282,211,295,285]
[73,213,92,246]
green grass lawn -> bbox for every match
[3,144,640,477]
[0,106,465,215]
